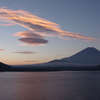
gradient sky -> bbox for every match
[0,0,100,65]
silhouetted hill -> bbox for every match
[12,47,100,71]
[0,62,13,71]
[96,64,100,70]
[49,47,100,65]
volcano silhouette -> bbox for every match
[49,47,100,65]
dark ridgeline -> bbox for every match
[1,47,100,71]
[49,47,100,65]
[96,65,100,70]
[11,47,100,71]
[0,62,13,71]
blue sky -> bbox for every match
[0,0,100,65]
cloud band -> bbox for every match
[0,7,96,46]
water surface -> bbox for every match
[0,71,100,100]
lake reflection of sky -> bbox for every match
[0,71,100,100]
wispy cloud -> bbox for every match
[12,51,38,54]
[0,49,4,51]
[0,23,14,26]
[14,31,44,38]
[25,61,39,62]
[0,19,15,26]
[0,7,96,46]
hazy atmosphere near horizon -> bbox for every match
[0,0,100,65]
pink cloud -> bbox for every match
[0,18,15,26]
[18,38,48,46]
[0,7,97,46]
[18,43,45,46]
[14,31,44,38]
[13,51,38,54]
[0,23,14,26]
[0,49,4,51]
[14,31,48,46]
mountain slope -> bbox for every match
[0,62,13,71]
[49,47,100,65]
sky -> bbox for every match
[0,0,100,65]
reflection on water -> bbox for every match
[0,71,100,100]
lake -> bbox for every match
[0,71,100,100]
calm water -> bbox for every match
[0,71,100,100]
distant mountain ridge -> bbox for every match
[10,47,100,71]
[48,47,100,65]
[12,47,100,71]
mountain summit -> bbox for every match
[49,47,100,65]
[70,47,100,56]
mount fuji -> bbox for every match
[48,47,100,66]
[13,47,100,71]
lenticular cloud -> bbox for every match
[0,7,96,46]
[18,38,48,45]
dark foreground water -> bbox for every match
[0,71,100,100]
